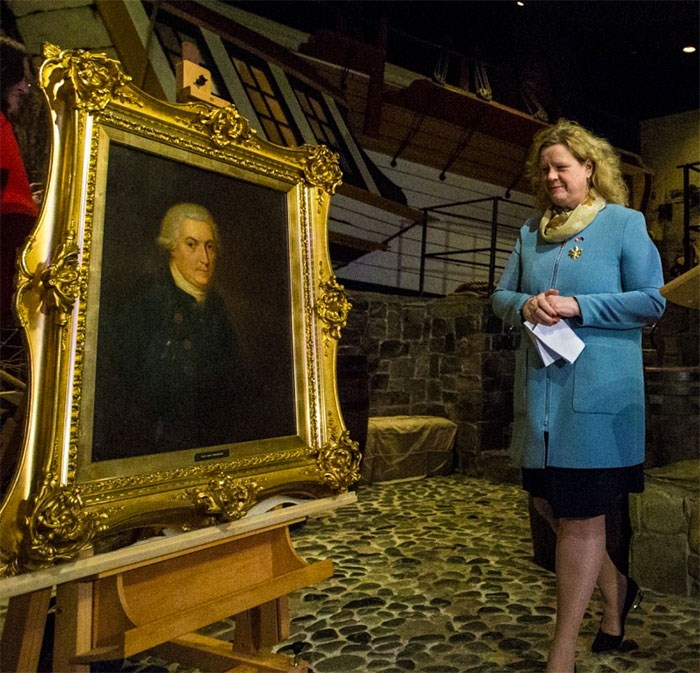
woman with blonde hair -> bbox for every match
[492,119,665,672]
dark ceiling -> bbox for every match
[232,0,699,153]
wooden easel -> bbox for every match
[1,493,355,673]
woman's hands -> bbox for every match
[522,289,581,326]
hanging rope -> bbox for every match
[474,61,492,101]
[433,46,449,84]
[521,82,549,122]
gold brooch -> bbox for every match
[568,246,582,259]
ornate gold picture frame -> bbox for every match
[0,44,359,576]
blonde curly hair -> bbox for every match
[525,119,629,212]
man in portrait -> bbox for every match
[92,202,251,460]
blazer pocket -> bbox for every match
[572,343,642,414]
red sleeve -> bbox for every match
[1,113,39,218]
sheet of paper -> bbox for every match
[524,320,585,366]
[524,327,558,366]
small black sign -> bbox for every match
[195,448,230,462]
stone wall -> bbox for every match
[630,460,699,596]
[339,290,518,481]
[340,289,699,482]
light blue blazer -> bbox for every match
[491,204,666,469]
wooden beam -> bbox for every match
[337,183,423,223]
[95,0,167,99]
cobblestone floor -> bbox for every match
[2,475,698,672]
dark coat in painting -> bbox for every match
[92,270,251,460]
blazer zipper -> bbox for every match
[549,241,566,289]
[543,242,567,466]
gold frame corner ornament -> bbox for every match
[40,42,138,112]
[303,145,343,196]
[0,45,357,576]
[24,474,108,569]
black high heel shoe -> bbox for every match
[591,576,643,653]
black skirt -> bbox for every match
[522,463,645,519]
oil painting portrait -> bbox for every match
[90,143,297,462]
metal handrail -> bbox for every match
[418,196,533,295]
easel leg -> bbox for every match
[53,581,93,673]
[0,587,51,673]
[233,598,288,653]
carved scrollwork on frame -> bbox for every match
[0,551,21,579]
[14,232,81,328]
[192,104,259,149]
[316,420,361,493]
[303,145,342,196]
[186,474,263,522]
[317,265,352,346]
[24,474,108,568]
[39,233,82,326]
[41,42,138,111]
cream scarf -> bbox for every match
[170,260,208,304]
[539,191,606,243]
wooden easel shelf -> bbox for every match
[1,493,356,673]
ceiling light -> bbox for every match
[516,1,525,6]
[683,46,697,53]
